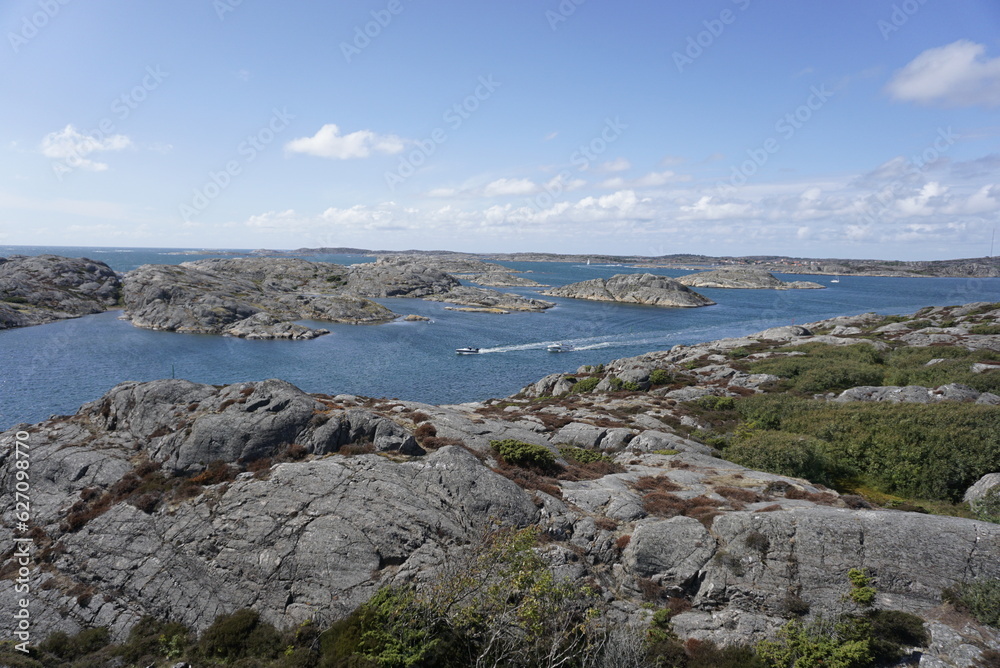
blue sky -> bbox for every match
[2,0,999,259]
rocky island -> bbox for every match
[2,301,998,666]
[544,273,715,307]
[0,254,121,330]
[676,267,826,290]
[119,256,553,339]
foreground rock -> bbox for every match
[544,273,715,307]
[2,301,998,665]
[677,267,825,290]
[0,254,121,329]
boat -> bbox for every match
[455,347,480,355]
[547,343,574,353]
[830,276,840,284]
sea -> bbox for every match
[1,245,998,430]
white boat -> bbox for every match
[547,343,574,353]
[830,276,840,283]
[455,347,480,355]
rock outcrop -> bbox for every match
[467,271,545,287]
[2,301,999,665]
[677,267,825,290]
[123,260,393,338]
[0,254,121,329]
[543,273,715,308]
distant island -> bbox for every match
[245,247,1000,279]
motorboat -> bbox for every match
[455,347,480,355]
[547,343,574,353]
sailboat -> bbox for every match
[830,275,840,284]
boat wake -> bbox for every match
[475,326,727,355]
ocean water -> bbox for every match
[1,246,998,429]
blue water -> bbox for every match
[1,246,998,429]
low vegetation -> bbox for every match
[3,558,934,668]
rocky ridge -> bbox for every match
[1,302,998,665]
[0,255,121,330]
[676,267,825,290]
[121,256,552,338]
[544,273,715,308]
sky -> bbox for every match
[1,0,999,260]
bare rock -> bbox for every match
[544,273,715,308]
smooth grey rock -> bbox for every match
[468,271,544,287]
[964,473,1000,504]
[0,254,121,329]
[750,325,812,340]
[0,446,538,640]
[124,259,393,336]
[544,273,715,308]
[677,268,824,290]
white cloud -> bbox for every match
[426,187,458,198]
[543,131,559,141]
[679,196,753,220]
[600,170,689,189]
[886,40,1000,107]
[483,178,538,197]
[285,124,405,159]
[600,157,631,172]
[40,125,132,171]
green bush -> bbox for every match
[733,395,1000,500]
[649,369,673,386]
[570,376,600,393]
[118,617,191,663]
[198,608,282,662]
[755,619,871,668]
[724,431,834,485]
[608,376,641,392]
[490,439,557,470]
[558,445,614,465]
[970,324,1000,335]
[38,627,110,662]
[973,486,1000,524]
[696,395,736,411]
[943,579,1000,628]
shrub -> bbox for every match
[846,568,876,607]
[696,395,736,411]
[570,376,600,393]
[943,579,1000,628]
[970,324,1000,335]
[198,608,282,662]
[649,369,673,385]
[973,486,1000,524]
[725,431,834,485]
[490,439,557,470]
[118,616,191,664]
[558,445,614,465]
[735,395,1000,501]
